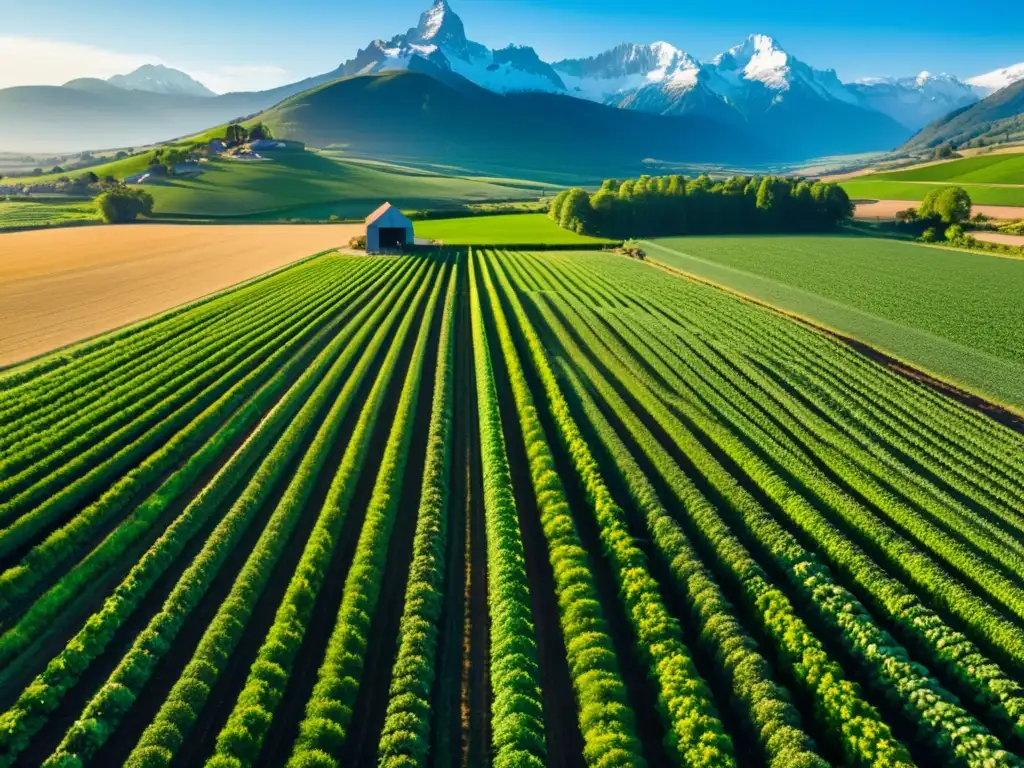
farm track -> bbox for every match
[1,248,1023,768]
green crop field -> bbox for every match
[646,235,1024,407]
[870,153,1024,183]
[841,178,1024,206]
[415,212,616,245]
[0,201,98,231]
[2,247,1024,768]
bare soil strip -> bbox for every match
[645,258,1024,433]
[974,231,1024,247]
[0,224,360,366]
[853,200,1024,220]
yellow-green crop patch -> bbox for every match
[0,201,98,231]
[415,213,615,246]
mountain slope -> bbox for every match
[848,72,980,130]
[903,78,1024,149]
[258,70,768,177]
[107,65,215,98]
[0,74,347,153]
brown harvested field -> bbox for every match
[974,231,1024,247]
[0,223,361,366]
[854,199,1024,220]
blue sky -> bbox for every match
[2,0,1022,92]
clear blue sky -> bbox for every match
[2,0,1022,91]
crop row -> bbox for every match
[476,251,650,767]
[480,251,738,767]
[376,262,459,768]
[514,250,1022,765]
[0,256,425,767]
[466,252,547,768]
[484,251,827,767]
[117,258,436,768]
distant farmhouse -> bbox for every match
[365,203,414,253]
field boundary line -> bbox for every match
[637,241,1024,430]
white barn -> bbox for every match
[365,202,414,253]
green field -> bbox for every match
[150,154,556,219]
[4,150,558,221]
[0,201,98,231]
[3,248,1023,768]
[870,153,1024,183]
[646,234,1024,407]
[415,213,615,245]
[840,179,1024,206]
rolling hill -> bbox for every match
[257,70,768,177]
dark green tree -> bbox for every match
[96,187,155,223]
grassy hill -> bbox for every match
[258,70,768,179]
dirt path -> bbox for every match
[0,223,361,366]
[853,200,1024,220]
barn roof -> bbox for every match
[366,202,399,226]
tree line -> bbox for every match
[549,174,854,238]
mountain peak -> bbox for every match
[107,64,215,97]
[713,34,791,89]
[413,0,466,46]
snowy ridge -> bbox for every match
[338,0,564,94]
[968,62,1024,94]
[848,70,980,130]
[327,0,1019,145]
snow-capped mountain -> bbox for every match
[334,3,907,155]
[553,43,701,105]
[704,35,858,109]
[338,0,565,94]
[107,64,215,98]
[849,72,980,130]
[968,62,1024,95]
[554,35,868,124]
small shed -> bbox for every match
[366,202,414,253]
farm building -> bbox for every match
[366,202,414,253]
